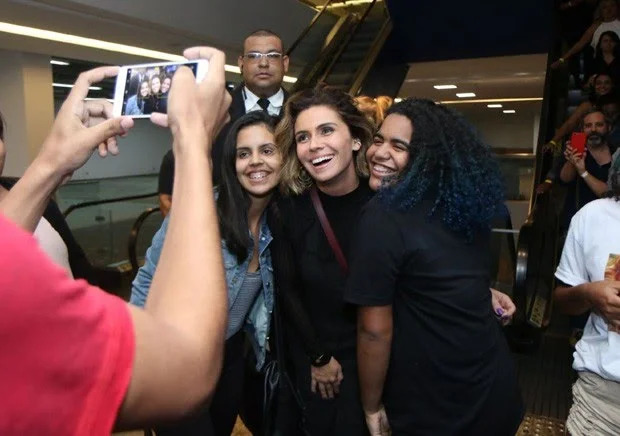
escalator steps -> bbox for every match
[516,414,566,436]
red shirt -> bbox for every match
[0,214,135,435]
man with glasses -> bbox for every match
[157,29,289,200]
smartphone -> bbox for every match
[113,60,209,118]
[570,132,587,155]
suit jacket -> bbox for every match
[211,84,288,186]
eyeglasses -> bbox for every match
[243,51,283,62]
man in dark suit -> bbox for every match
[158,29,290,214]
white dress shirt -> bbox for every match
[243,87,284,116]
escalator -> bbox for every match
[287,0,392,94]
[502,5,590,433]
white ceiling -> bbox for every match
[398,54,548,135]
[0,0,315,66]
[399,54,547,101]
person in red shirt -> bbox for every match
[0,46,232,435]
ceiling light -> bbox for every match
[53,82,102,91]
[438,97,543,105]
[50,59,69,66]
[487,104,503,108]
[456,92,476,98]
[0,21,297,83]
[434,84,457,90]
[503,110,516,114]
[394,98,403,103]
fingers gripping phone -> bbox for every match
[113,60,209,118]
[570,132,587,155]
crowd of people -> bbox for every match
[5,13,620,436]
[124,66,174,116]
[535,3,620,434]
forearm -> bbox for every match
[145,127,227,364]
[0,157,62,232]
[357,313,392,413]
[584,174,609,196]
[562,29,591,61]
[560,161,577,182]
[554,284,592,315]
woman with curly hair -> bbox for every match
[345,99,524,435]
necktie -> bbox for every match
[257,98,270,113]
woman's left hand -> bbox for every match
[311,357,344,399]
[491,288,515,325]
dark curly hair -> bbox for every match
[605,150,620,200]
[377,98,505,238]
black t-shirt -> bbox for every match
[345,198,523,433]
[562,150,611,228]
[279,181,374,354]
[158,149,174,196]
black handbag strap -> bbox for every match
[309,186,349,275]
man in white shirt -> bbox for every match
[158,29,289,202]
[554,154,620,435]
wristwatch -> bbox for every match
[310,352,332,367]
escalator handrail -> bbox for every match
[513,189,559,324]
[317,0,379,85]
[286,0,337,57]
[492,204,518,271]
[128,206,161,275]
[63,192,158,217]
[529,4,565,212]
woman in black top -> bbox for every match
[143,75,163,115]
[345,99,524,435]
[274,86,374,435]
[587,31,620,86]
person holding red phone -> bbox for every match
[560,109,613,207]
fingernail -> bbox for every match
[495,308,504,316]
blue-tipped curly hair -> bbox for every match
[377,98,505,238]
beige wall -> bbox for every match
[0,49,54,177]
[457,103,542,152]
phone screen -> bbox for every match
[121,62,199,116]
[571,132,587,155]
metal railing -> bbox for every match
[63,192,158,217]
[128,207,161,276]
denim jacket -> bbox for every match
[130,214,274,370]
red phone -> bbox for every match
[571,132,587,155]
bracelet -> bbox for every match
[544,179,553,184]
[580,170,589,178]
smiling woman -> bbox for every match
[272,85,374,435]
[130,110,282,436]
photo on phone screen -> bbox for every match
[121,62,198,116]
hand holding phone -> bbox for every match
[113,60,209,118]
[154,47,231,147]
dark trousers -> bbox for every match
[155,332,245,436]
[275,345,367,436]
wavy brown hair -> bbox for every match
[276,85,373,195]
